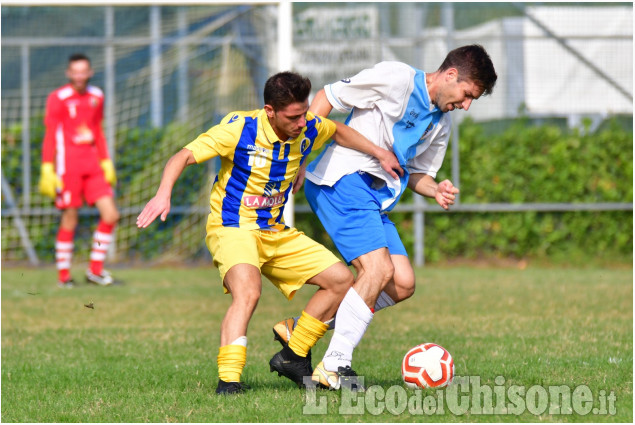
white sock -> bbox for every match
[230,336,248,347]
[374,291,396,312]
[322,288,373,372]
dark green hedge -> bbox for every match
[295,116,633,265]
[2,116,632,264]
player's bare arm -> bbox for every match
[137,148,197,228]
[293,116,403,193]
[407,173,459,210]
[291,164,307,195]
[331,120,404,179]
[309,89,333,117]
[290,88,334,194]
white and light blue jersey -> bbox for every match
[305,61,451,212]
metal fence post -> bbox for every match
[104,5,117,261]
[503,17,526,116]
[279,0,294,227]
[21,44,30,209]
[2,170,39,265]
[105,6,115,159]
[414,195,425,267]
[150,5,163,127]
[177,7,189,123]
[442,3,460,204]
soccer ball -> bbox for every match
[402,343,454,389]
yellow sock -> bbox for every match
[288,311,328,357]
[217,344,247,382]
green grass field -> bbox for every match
[1,265,632,422]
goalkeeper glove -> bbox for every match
[38,162,63,199]
[100,159,117,186]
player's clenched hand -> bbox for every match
[434,179,459,210]
[136,196,171,228]
[377,148,404,180]
[39,162,64,199]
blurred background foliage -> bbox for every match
[293,115,633,265]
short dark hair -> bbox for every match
[264,71,311,110]
[438,45,497,96]
[68,53,91,65]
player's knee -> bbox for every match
[327,264,354,294]
[60,212,79,230]
[401,281,415,300]
[339,270,355,293]
[379,259,395,287]
[102,209,120,225]
[393,270,415,301]
[60,219,78,231]
[234,285,261,309]
[357,252,394,287]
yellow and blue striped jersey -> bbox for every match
[184,108,336,230]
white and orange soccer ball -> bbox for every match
[401,343,455,389]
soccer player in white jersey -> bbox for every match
[271,45,497,390]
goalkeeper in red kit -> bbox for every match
[38,53,120,288]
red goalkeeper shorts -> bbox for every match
[55,159,113,209]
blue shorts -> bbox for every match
[305,172,408,264]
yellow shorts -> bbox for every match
[206,226,341,300]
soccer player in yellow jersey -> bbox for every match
[137,71,403,395]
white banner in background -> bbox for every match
[293,7,379,90]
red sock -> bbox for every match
[56,228,74,282]
[90,221,115,275]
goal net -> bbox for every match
[3,3,631,267]
[1,5,276,265]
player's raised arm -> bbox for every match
[330,120,404,179]
[136,148,197,228]
[309,88,334,118]
[286,88,335,195]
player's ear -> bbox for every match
[446,68,458,82]
[264,104,275,119]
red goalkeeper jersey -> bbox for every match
[42,84,109,175]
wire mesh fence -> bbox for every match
[1,3,632,265]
